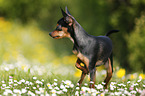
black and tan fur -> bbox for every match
[49,7,118,88]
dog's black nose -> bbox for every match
[49,32,51,36]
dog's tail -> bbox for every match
[105,30,119,36]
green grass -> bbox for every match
[0,66,145,96]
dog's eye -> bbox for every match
[56,25,62,31]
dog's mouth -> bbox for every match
[53,36,61,39]
[53,36,60,38]
[49,33,61,39]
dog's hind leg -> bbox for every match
[104,58,113,89]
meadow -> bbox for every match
[0,18,145,96]
[0,60,145,96]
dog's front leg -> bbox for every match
[78,72,87,87]
[89,66,96,88]
[75,58,88,74]
[75,58,88,86]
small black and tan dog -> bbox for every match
[49,7,118,88]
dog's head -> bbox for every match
[49,7,75,39]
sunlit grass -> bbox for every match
[0,59,145,95]
[0,66,145,95]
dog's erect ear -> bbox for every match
[65,16,73,26]
[65,6,71,15]
[60,7,68,17]
[60,7,74,26]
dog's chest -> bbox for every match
[72,49,78,55]
[72,49,89,65]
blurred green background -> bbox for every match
[0,0,145,73]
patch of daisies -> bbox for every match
[1,76,145,96]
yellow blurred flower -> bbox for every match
[130,74,135,80]
[101,93,104,96]
[116,68,126,78]
[21,65,28,71]
[74,69,81,77]
[139,73,145,79]
[80,63,84,67]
